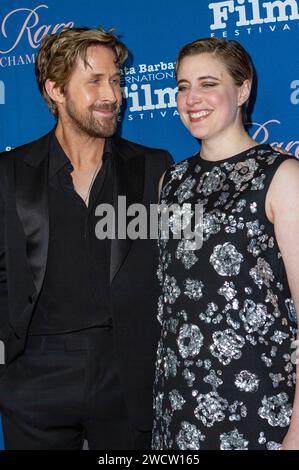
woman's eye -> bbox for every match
[202,82,217,88]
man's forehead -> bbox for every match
[75,46,118,72]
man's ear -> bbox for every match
[238,79,251,107]
[45,79,65,106]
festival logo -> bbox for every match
[120,60,179,123]
[0,4,74,67]
[208,0,299,37]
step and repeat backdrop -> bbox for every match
[0,0,298,449]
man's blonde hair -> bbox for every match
[35,27,128,118]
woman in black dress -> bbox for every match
[152,38,299,450]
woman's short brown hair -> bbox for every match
[35,27,128,118]
[176,37,254,123]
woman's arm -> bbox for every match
[267,158,299,450]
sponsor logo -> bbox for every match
[208,0,299,37]
[251,119,299,156]
[290,80,299,104]
[0,80,4,104]
[0,4,74,67]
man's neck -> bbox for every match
[55,121,105,169]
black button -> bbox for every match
[28,295,34,304]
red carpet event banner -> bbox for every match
[0,0,298,450]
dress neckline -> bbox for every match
[196,143,272,167]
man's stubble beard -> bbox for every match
[64,96,119,138]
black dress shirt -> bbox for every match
[28,134,113,335]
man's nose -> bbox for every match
[100,82,118,102]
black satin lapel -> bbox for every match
[15,157,49,293]
[110,154,145,283]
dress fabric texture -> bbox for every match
[152,145,297,450]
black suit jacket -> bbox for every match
[0,130,173,430]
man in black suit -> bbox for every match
[0,27,172,450]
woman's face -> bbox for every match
[176,53,249,141]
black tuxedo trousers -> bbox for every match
[0,328,151,450]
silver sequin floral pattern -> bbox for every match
[153,146,296,450]
[210,243,243,277]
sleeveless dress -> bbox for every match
[152,144,297,450]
